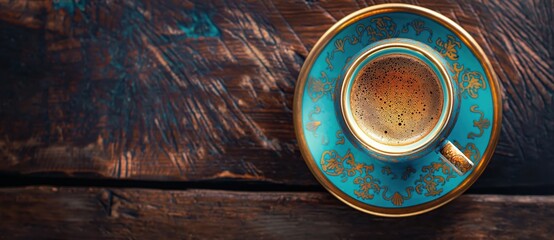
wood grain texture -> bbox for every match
[0,0,553,188]
[0,187,552,239]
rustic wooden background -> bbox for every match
[0,0,552,238]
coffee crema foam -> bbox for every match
[350,54,444,146]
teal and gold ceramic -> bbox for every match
[337,38,462,163]
[293,4,502,217]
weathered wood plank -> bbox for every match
[0,187,552,239]
[0,0,552,188]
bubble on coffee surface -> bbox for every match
[350,54,443,146]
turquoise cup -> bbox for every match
[336,38,472,174]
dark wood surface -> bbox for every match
[0,187,553,239]
[0,0,553,238]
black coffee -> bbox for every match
[350,54,444,146]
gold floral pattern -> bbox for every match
[320,149,459,206]
[334,38,345,53]
[305,106,321,136]
[325,53,334,71]
[381,166,397,179]
[448,62,464,85]
[334,36,359,53]
[401,19,433,43]
[414,161,457,197]
[355,17,399,43]
[320,150,374,183]
[435,35,461,61]
[435,35,487,101]
[326,36,360,70]
[468,105,490,139]
[461,71,487,98]
[320,150,347,177]
[325,16,398,70]
[307,71,336,102]
[335,130,345,145]
[371,17,398,39]
[305,121,321,136]
[320,150,381,201]
[383,187,414,206]
[354,174,382,200]
[380,166,416,181]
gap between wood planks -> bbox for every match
[0,174,553,195]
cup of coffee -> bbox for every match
[337,38,473,174]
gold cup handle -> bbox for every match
[439,141,474,175]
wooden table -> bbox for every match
[0,0,553,238]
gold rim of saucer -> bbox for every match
[340,41,455,157]
[293,3,502,217]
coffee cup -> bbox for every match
[336,38,473,174]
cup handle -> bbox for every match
[438,141,474,175]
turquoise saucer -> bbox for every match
[293,4,502,217]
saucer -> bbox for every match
[293,4,502,217]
